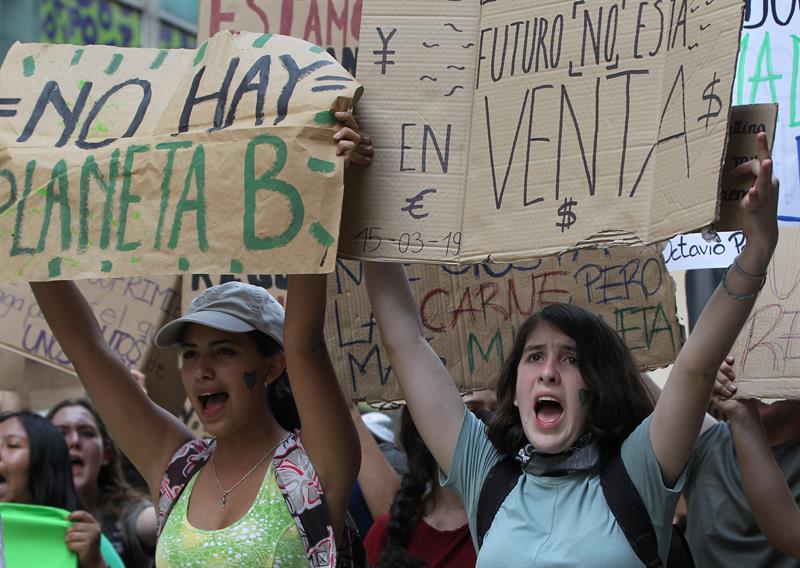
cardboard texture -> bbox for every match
[338,0,744,264]
[0,31,362,281]
[0,275,185,413]
[732,226,800,400]
[332,245,681,402]
[716,103,778,231]
[198,0,361,74]
[184,245,681,403]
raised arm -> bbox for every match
[29,281,192,499]
[282,273,359,537]
[651,132,779,486]
[349,404,401,518]
[713,372,800,558]
[364,263,465,475]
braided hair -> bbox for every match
[376,406,437,568]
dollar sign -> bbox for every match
[556,197,577,232]
[698,72,722,129]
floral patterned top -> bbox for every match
[155,463,307,567]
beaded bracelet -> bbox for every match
[721,263,766,301]
[732,258,767,280]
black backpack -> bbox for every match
[476,450,694,568]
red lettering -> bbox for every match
[280,0,295,35]
[246,0,270,31]
[536,270,570,305]
[209,0,236,36]
[450,287,478,328]
[351,0,362,40]
[420,287,449,333]
[478,282,509,320]
[304,0,323,45]
[327,0,348,46]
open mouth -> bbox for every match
[0,473,6,484]
[70,456,84,472]
[198,391,229,416]
[534,396,564,427]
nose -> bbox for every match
[195,354,216,381]
[64,429,80,448]
[538,359,560,384]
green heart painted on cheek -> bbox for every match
[244,371,258,391]
[579,388,590,407]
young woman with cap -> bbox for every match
[30,111,373,567]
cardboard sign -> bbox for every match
[734,3,800,226]
[182,272,289,310]
[332,246,682,402]
[0,275,186,413]
[198,0,360,74]
[717,103,778,231]
[338,0,744,264]
[0,31,362,281]
[732,226,800,400]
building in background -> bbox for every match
[0,0,198,61]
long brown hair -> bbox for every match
[47,399,145,520]
[486,304,654,456]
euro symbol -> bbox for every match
[401,188,438,220]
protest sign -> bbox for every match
[339,0,744,264]
[732,226,800,400]
[332,246,682,402]
[662,231,745,272]
[734,3,800,226]
[0,31,362,281]
[717,103,778,231]
[0,275,185,412]
[182,272,288,311]
[198,0,360,74]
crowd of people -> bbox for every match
[0,113,797,568]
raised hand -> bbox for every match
[334,110,373,167]
[710,356,759,423]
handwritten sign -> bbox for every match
[337,0,744,264]
[0,276,179,373]
[331,246,681,402]
[735,2,800,225]
[717,103,778,231]
[182,272,288,310]
[198,0,360,75]
[0,31,362,281]
[662,231,745,272]
[733,226,800,400]
[39,0,141,48]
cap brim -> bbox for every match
[154,311,257,347]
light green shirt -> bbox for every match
[156,465,307,567]
[441,411,685,567]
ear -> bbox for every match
[513,397,519,408]
[264,352,287,386]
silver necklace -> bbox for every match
[211,437,284,508]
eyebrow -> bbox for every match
[522,343,577,353]
[180,339,241,348]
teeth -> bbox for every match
[538,396,559,403]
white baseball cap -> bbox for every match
[154,282,284,348]
[362,412,395,444]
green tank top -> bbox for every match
[155,464,307,567]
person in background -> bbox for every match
[48,399,157,568]
[348,406,407,536]
[0,411,123,568]
[364,406,475,568]
[684,358,800,564]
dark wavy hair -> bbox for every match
[376,406,438,568]
[0,411,80,511]
[487,303,654,456]
[47,399,145,521]
[247,330,301,431]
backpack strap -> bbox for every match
[476,456,521,550]
[272,431,369,568]
[599,450,663,568]
[156,438,215,536]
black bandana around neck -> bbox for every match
[516,432,601,476]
